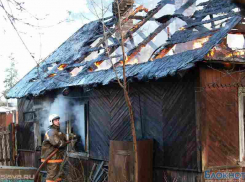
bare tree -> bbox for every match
[87,0,139,181]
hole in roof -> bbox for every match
[227,34,244,49]
[232,8,239,13]
[173,36,210,55]
[154,4,175,18]
[47,63,57,71]
[90,20,171,71]
[125,31,144,48]
[96,59,113,71]
[108,38,115,46]
[204,37,245,61]
[175,18,187,31]
[70,66,84,77]
[84,50,105,62]
[201,15,212,30]
[58,64,68,71]
[138,21,159,37]
[47,73,57,78]
[90,37,103,48]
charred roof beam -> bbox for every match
[183,12,237,30]
[174,0,197,15]
[87,0,203,71]
[114,17,174,66]
[80,3,168,72]
[193,5,236,18]
[137,30,158,50]
[179,16,209,31]
[151,27,221,59]
[75,4,164,67]
[209,15,216,29]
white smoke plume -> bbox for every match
[41,95,70,132]
[39,94,86,151]
[72,104,86,151]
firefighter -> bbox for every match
[41,114,67,182]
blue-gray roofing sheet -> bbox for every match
[6,0,242,98]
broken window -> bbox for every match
[70,66,84,77]
[24,112,36,122]
[65,101,89,155]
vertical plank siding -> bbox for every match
[89,88,111,160]
[199,65,240,168]
[16,122,35,150]
[88,70,198,170]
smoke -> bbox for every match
[72,104,86,150]
[40,95,70,132]
[39,94,86,151]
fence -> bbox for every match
[0,124,15,166]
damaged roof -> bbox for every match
[7,0,243,98]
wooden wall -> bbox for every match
[17,98,35,151]
[198,64,240,169]
[88,69,198,170]
[17,70,199,175]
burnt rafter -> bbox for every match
[88,15,176,72]
[151,27,219,60]
[77,4,161,68]
[151,44,175,60]
[151,5,238,59]
[124,2,168,40]
[183,12,237,30]
[137,31,158,50]
[179,16,209,32]
[174,0,197,14]
[78,0,198,73]
[194,4,236,18]
[87,0,201,71]
[83,3,168,72]
[93,4,152,49]
[117,17,174,65]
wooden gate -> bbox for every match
[0,124,16,166]
[109,140,153,182]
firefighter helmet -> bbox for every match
[49,114,60,125]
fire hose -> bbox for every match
[34,141,71,182]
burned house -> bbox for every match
[6,0,245,181]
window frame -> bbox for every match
[67,101,90,159]
[23,111,36,122]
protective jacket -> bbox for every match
[41,125,67,181]
[41,125,67,162]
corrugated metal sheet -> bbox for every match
[6,0,242,99]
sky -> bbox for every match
[0,0,243,102]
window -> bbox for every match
[239,87,245,161]
[66,101,89,158]
[23,111,36,122]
